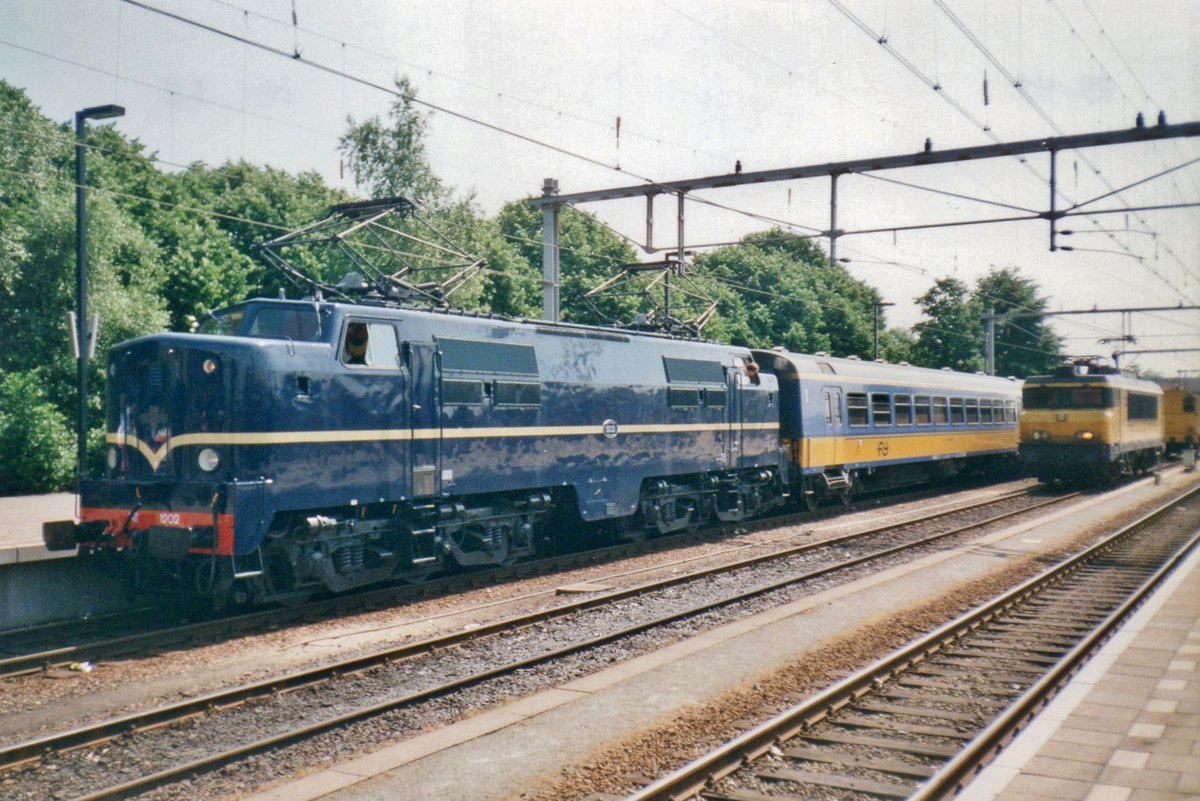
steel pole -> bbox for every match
[74,111,88,480]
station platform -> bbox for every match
[0,492,76,564]
[959,525,1200,801]
[239,472,1200,801]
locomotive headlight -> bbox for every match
[1075,430,1095,441]
[202,358,219,375]
[198,448,221,472]
[1030,430,1049,441]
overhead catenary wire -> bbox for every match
[828,0,1196,304]
[203,0,727,163]
[932,0,1200,291]
[1058,0,1200,199]
[9,0,1190,366]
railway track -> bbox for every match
[0,480,1033,679]
[0,486,1075,800]
[622,483,1200,801]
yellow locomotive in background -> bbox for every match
[1163,387,1199,455]
[1019,359,1163,484]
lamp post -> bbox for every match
[873,301,894,360]
[75,104,124,479]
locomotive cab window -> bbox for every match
[847,392,869,427]
[247,305,322,341]
[342,321,400,369]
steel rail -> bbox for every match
[0,489,1067,788]
[622,483,1200,801]
[0,482,1029,678]
[913,490,1200,799]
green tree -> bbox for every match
[973,267,1063,377]
[878,327,916,363]
[496,201,639,325]
[0,371,76,494]
[911,277,985,371]
[695,230,880,357]
[339,76,446,206]
[180,160,349,301]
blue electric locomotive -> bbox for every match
[52,299,786,605]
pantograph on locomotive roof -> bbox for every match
[252,197,484,306]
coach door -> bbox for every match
[404,341,441,498]
[822,387,845,465]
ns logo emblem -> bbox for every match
[877,441,890,457]
[602,419,619,439]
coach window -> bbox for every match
[982,399,995,424]
[933,396,949,425]
[965,398,980,424]
[914,395,931,425]
[342,321,400,368]
[847,392,869,427]
[949,397,965,424]
[871,393,892,426]
[894,394,913,426]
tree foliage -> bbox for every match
[908,268,1063,377]
[0,75,1004,495]
[911,277,985,372]
[338,76,446,206]
[0,371,75,494]
[697,230,881,356]
[973,267,1063,377]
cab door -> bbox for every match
[726,370,744,470]
[404,342,441,498]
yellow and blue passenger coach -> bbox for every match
[753,350,1021,508]
[1020,361,1164,483]
[54,299,787,605]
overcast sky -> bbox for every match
[3,0,1198,375]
